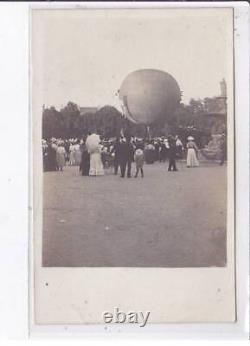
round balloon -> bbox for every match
[119,69,181,125]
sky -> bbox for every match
[32,8,233,111]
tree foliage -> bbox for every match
[42,97,226,141]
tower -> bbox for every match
[220,78,227,98]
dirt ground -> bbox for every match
[42,161,227,267]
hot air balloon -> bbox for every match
[119,69,181,125]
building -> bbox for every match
[79,107,98,116]
[202,79,227,135]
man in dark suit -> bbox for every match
[119,136,134,178]
[168,135,178,172]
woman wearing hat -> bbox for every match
[86,133,104,176]
[56,142,66,171]
[186,136,199,167]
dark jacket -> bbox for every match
[168,139,177,159]
[119,142,134,163]
[112,141,121,159]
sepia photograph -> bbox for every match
[36,9,230,268]
[32,6,236,324]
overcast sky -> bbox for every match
[33,8,233,111]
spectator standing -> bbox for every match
[119,137,134,178]
[168,136,178,172]
[134,147,144,178]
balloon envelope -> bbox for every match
[119,69,181,125]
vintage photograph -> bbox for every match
[33,8,233,269]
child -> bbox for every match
[134,147,144,178]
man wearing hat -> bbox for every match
[168,135,178,172]
[119,136,134,178]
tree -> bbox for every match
[188,98,205,115]
[60,102,80,137]
[42,106,64,139]
[42,95,226,142]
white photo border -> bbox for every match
[0,1,248,340]
[30,1,249,339]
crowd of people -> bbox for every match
[42,133,207,177]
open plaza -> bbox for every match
[42,161,227,267]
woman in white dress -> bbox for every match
[74,142,82,165]
[86,134,104,176]
[186,136,199,167]
[69,142,75,165]
[56,143,66,171]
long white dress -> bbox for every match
[56,146,66,170]
[89,146,104,176]
[186,141,199,167]
[74,144,82,165]
[86,134,104,176]
[69,144,75,165]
